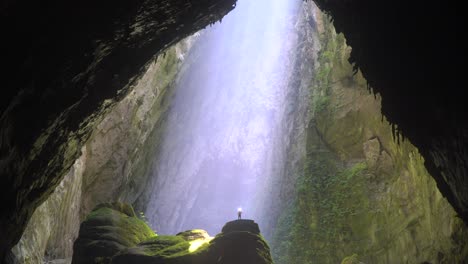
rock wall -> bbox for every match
[12,155,85,263]
[255,1,319,241]
[11,38,197,263]
[79,38,198,217]
[310,0,468,224]
[271,8,468,264]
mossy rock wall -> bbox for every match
[255,0,320,242]
[12,38,197,263]
[271,7,468,264]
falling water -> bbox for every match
[145,0,302,236]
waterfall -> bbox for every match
[145,0,302,236]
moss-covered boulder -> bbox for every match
[113,219,272,264]
[72,206,273,264]
[71,202,156,264]
[111,231,209,264]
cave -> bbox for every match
[1,0,467,263]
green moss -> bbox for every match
[272,125,369,263]
[341,254,361,264]
[138,235,191,257]
[111,221,273,264]
[84,207,155,245]
[310,18,339,115]
[342,162,367,180]
[314,94,330,113]
[72,203,156,264]
[176,229,207,238]
[75,209,274,264]
[271,204,295,263]
[161,50,178,82]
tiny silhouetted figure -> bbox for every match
[237,207,242,220]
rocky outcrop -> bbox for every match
[271,10,468,264]
[72,204,273,264]
[113,220,272,264]
[221,220,260,234]
[0,0,236,257]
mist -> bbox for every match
[145,0,302,236]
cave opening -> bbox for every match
[142,0,302,237]
[2,0,468,263]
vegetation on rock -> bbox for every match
[13,38,194,262]
[341,254,362,264]
[271,11,468,264]
[72,202,156,264]
[72,204,273,264]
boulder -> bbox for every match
[72,202,155,264]
[72,205,273,264]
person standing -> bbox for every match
[237,207,242,220]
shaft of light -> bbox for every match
[146,0,301,236]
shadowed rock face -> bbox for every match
[72,204,273,264]
[0,0,236,258]
[312,0,468,223]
